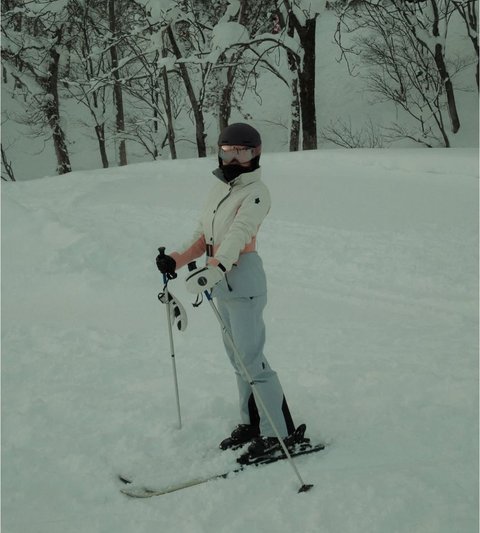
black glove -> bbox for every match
[156,247,177,279]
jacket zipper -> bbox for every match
[210,185,233,249]
[211,185,234,291]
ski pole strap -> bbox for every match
[193,293,204,307]
[161,277,169,294]
[204,289,213,302]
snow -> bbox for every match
[2,147,478,533]
[212,22,248,49]
[218,0,242,24]
[141,0,174,22]
[27,0,69,16]
[209,22,249,62]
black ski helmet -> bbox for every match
[216,123,262,182]
[218,123,262,149]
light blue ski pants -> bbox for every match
[216,294,295,438]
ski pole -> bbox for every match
[158,248,182,430]
[203,289,313,494]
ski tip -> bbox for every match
[298,483,314,494]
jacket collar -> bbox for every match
[212,167,262,188]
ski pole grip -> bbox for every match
[157,247,169,284]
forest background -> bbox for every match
[1,0,478,182]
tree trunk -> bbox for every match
[286,12,300,151]
[109,0,127,166]
[43,48,71,174]
[166,25,206,157]
[219,62,237,133]
[297,18,318,149]
[218,0,247,133]
[452,0,478,90]
[433,43,460,134]
[167,26,207,157]
[289,77,301,151]
[3,36,71,174]
[468,2,479,89]
[95,124,109,168]
[411,0,461,133]
[81,14,109,168]
[465,2,479,90]
[161,42,177,159]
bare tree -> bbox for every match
[161,0,298,150]
[282,8,301,151]
[165,22,208,157]
[335,0,466,146]
[1,143,16,181]
[279,0,320,150]
[161,43,178,159]
[120,18,180,160]
[108,0,128,165]
[213,0,283,132]
[452,0,478,89]
[2,1,72,174]
[320,117,385,148]
[392,0,461,133]
[218,0,249,132]
[63,0,110,168]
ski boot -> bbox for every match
[219,424,260,450]
[237,424,311,464]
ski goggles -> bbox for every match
[219,145,259,164]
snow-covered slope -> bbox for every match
[1,148,478,533]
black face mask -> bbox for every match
[217,155,261,183]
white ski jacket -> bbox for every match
[171,168,270,273]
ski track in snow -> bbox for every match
[1,149,478,533]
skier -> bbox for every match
[156,123,307,460]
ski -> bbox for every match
[118,442,326,498]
